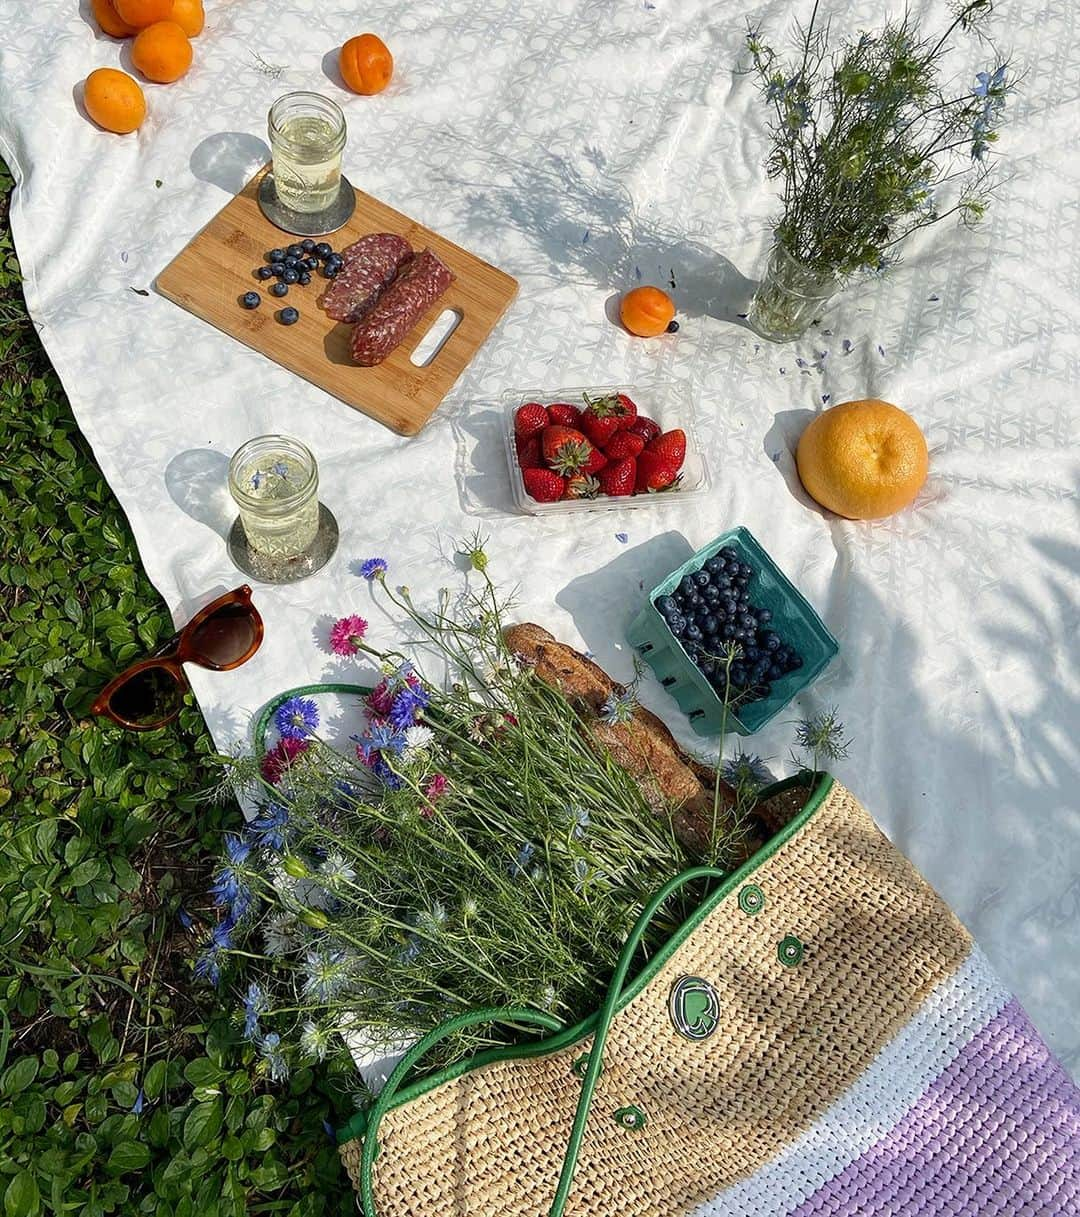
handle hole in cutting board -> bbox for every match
[410,308,462,367]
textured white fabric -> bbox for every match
[0,0,1077,1075]
[691,946,1010,1217]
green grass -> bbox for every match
[0,160,354,1216]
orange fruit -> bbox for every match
[168,0,204,37]
[796,399,929,520]
[339,33,394,95]
[131,20,192,82]
[113,0,172,26]
[619,286,676,337]
[83,68,146,134]
[92,0,138,37]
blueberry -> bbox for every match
[738,590,751,605]
[314,242,332,260]
[655,595,676,617]
[719,547,738,562]
[323,262,342,279]
[298,270,312,286]
[700,614,718,635]
[667,615,687,637]
[755,607,772,624]
[270,262,286,277]
[267,248,286,263]
[240,290,260,309]
[301,238,316,253]
[255,264,274,280]
[283,256,301,270]
[729,663,747,686]
[282,268,299,284]
[740,614,757,631]
[719,623,736,641]
[684,593,702,611]
[692,569,711,588]
[325,254,345,271]
[278,306,300,325]
[684,623,703,643]
[768,663,784,681]
[678,575,696,597]
[713,574,732,590]
[286,243,304,259]
[761,631,781,651]
[304,256,319,271]
[703,556,725,575]
[789,654,804,670]
[739,562,754,580]
[270,281,288,297]
[702,584,722,605]
[744,645,760,662]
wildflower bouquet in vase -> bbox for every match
[744,0,1016,341]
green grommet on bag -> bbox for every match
[738,883,765,915]
[614,1105,646,1131]
[778,935,805,967]
[571,1053,596,1079]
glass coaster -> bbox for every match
[227,502,339,584]
[258,172,357,237]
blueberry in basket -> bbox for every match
[655,553,803,705]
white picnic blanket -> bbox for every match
[2,0,1078,1078]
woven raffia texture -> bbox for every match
[340,781,1080,1216]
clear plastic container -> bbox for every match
[501,381,710,516]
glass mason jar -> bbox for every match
[748,243,840,343]
[267,92,347,214]
[228,435,320,560]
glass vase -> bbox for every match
[228,435,320,560]
[748,244,840,343]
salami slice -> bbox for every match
[350,249,454,367]
[318,232,413,323]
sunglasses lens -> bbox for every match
[189,603,259,667]
[108,667,184,728]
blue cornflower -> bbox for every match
[383,660,416,692]
[259,1032,289,1083]
[209,834,253,917]
[271,461,289,478]
[322,1120,336,1140]
[510,841,536,878]
[132,1089,145,1115]
[973,65,1006,101]
[368,722,407,755]
[194,921,233,987]
[388,685,430,730]
[177,908,193,930]
[600,689,637,726]
[570,806,590,840]
[372,758,403,790]
[250,471,262,490]
[721,752,774,791]
[242,981,268,1040]
[274,696,319,740]
[249,804,289,853]
[971,138,988,162]
[359,557,388,581]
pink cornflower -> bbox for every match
[261,737,311,785]
[329,614,368,656]
[420,773,448,819]
[366,679,394,718]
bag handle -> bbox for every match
[359,863,726,1217]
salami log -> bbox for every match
[318,232,413,323]
[350,249,454,366]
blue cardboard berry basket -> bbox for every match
[626,527,839,737]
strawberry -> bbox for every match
[613,392,639,430]
[516,436,544,470]
[582,447,608,475]
[646,428,686,470]
[515,402,550,442]
[547,402,583,428]
[628,416,661,444]
[523,468,566,503]
[603,431,645,461]
[598,457,637,497]
[564,473,600,500]
[635,449,682,493]
[542,426,596,476]
[580,391,635,448]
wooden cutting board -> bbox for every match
[156,166,518,436]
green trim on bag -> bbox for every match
[337,770,834,1146]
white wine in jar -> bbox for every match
[268,93,347,215]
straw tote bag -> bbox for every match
[337,775,1080,1216]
